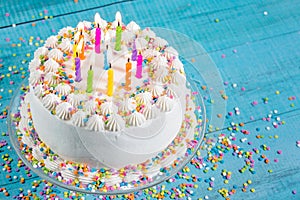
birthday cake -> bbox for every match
[15,12,203,191]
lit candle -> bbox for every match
[94,13,101,54]
[77,37,85,61]
[114,12,122,51]
[104,45,109,70]
[86,65,94,93]
[79,34,85,60]
[77,23,85,60]
[75,52,82,82]
[131,39,137,61]
[107,64,114,96]
[72,41,78,70]
[125,58,132,91]
[135,51,143,79]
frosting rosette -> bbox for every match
[171,70,186,85]
[171,58,184,72]
[156,95,174,112]
[122,30,135,44]
[150,55,168,70]
[84,100,96,115]
[155,67,169,83]
[126,21,140,34]
[55,83,72,96]
[135,91,152,105]
[34,46,49,58]
[72,110,86,127]
[164,46,178,60]
[58,38,73,53]
[44,72,59,86]
[135,37,148,50]
[142,48,160,59]
[82,20,92,29]
[29,58,41,72]
[126,111,146,126]
[58,26,74,37]
[33,84,44,99]
[48,48,63,61]
[165,87,176,99]
[140,28,156,39]
[45,36,58,49]
[44,58,59,73]
[100,101,116,116]
[149,85,164,97]
[42,93,60,111]
[119,97,136,115]
[142,103,158,120]
[86,114,105,131]
[68,93,86,108]
[56,102,73,120]
[29,70,43,86]
[152,36,168,48]
[106,114,124,132]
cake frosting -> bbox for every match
[15,12,204,191]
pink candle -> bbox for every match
[95,24,101,54]
[135,52,143,79]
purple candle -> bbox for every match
[95,25,101,54]
[75,53,82,82]
[131,39,137,61]
[135,52,143,79]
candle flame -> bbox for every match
[77,22,84,32]
[94,13,101,25]
[115,11,122,24]
[74,32,80,42]
[76,38,84,53]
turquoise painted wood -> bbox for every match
[0,0,300,199]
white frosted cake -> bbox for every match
[16,12,203,191]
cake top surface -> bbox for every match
[28,12,186,132]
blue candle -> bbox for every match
[104,45,109,70]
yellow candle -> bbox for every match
[107,64,114,96]
[72,41,78,70]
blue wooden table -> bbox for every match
[1,0,300,199]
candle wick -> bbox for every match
[76,52,79,57]
[109,63,112,69]
[127,58,130,63]
[90,65,92,70]
[118,21,120,27]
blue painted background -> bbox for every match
[0,0,300,199]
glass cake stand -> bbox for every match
[7,28,224,195]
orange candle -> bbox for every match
[79,32,85,60]
[125,58,131,91]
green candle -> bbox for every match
[114,22,122,51]
[86,65,94,93]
